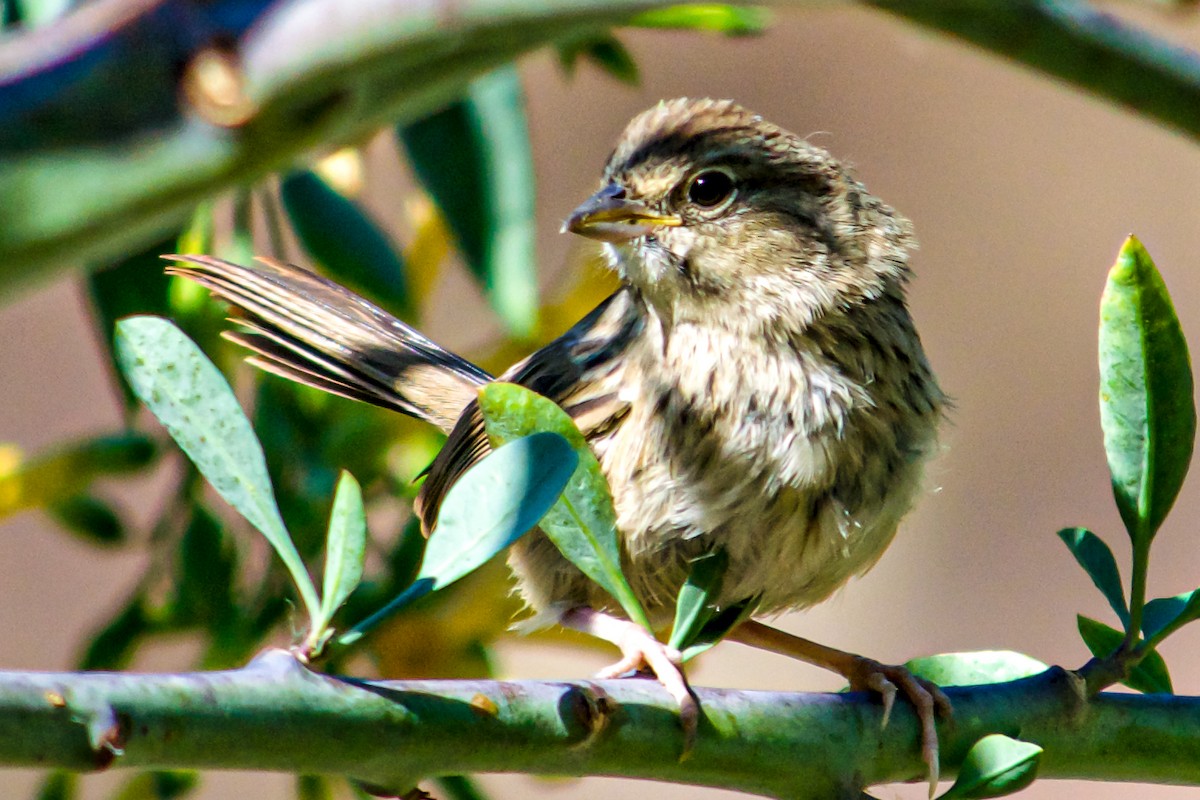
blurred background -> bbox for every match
[2,3,1200,799]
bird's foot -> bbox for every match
[560,606,698,755]
[841,655,951,795]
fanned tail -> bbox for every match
[164,254,491,432]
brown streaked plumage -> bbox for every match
[167,97,949,785]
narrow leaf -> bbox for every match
[558,35,640,85]
[280,170,411,316]
[318,471,368,629]
[668,549,728,651]
[1056,527,1129,626]
[939,734,1042,799]
[1142,590,1200,641]
[1098,235,1195,543]
[906,651,1049,687]
[0,433,156,517]
[399,66,538,336]
[630,5,771,36]
[114,316,320,620]
[678,597,759,662]
[341,432,576,644]
[478,382,651,629]
[47,494,125,546]
[1077,615,1173,693]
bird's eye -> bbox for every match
[686,169,736,209]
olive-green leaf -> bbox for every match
[317,470,368,632]
[1056,527,1129,627]
[398,66,537,336]
[340,432,576,644]
[47,494,125,546]
[1142,590,1200,642]
[939,734,1042,799]
[1098,235,1195,544]
[0,432,156,516]
[280,170,411,317]
[1077,614,1173,694]
[114,315,320,622]
[629,5,770,36]
[558,35,640,85]
[678,597,758,663]
[668,549,728,651]
[478,382,652,630]
[906,651,1049,687]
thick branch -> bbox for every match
[3,1,1200,294]
[4,649,1200,798]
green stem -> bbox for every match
[1126,536,1152,647]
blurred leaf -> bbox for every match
[435,775,491,800]
[678,597,757,663]
[176,201,214,256]
[387,515,427,590]
[316,471,368,639]
[1077,615,1172,694]
[173,505,237,628]
[403,197,453,316]
[906,651,1049,687]
[219,191,255,266]
[34,771,77,800]
[46,494,125,546]
[1056,527,1129,627]
[115,316,320,621]
[297,775,333,800]
[13,0,72,28]
[630,5,770,35]
[478,382,651,630]
[1142,590,1200,642]
[1098,235,1195,544]
[939,734,1042,799]
[79,596,151,670]
[399,66,538,336]
[341,432,576,645]
[668,549,727,651]
[558,35,639,84]
[87,234,177,411]
[0,433,156,518]
[280,170,411,317]
[109,771,198,800]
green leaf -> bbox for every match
[478,382,651,630]
[46,494,125,546]
[668,549,728,651]
[678,597,758,663]
[34,772,77,800]
[1142,590,1200,642]
[297,775,333,800]
[906,651,1049,687]
[110,770,199,800]
[399,66,538,336]
[87,234,177,411]
[78,597,151,670]
[629,5,771,36]
[939,734,1042,799]
[1077,615,1173,694]
[558,35,640,85]
[173,505,237,628]
[1098,235,1195,543]
[317,471,368,633]
[1056,527,1129,627]
[0,432,156,516]
[341,432,577,644]
[280,170,411,317]
[114,315,320,621]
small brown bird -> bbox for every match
[168,97,948,783]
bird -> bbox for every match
[166,97,949,786]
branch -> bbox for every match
[4,1,1200,296]
[5,649,1200,797]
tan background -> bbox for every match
[3,5,1200,799]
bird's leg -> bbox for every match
[559,606,698,751]
[728,619,950,795]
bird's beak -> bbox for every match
[564,183,682,243]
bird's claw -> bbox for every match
[846,658,951,797]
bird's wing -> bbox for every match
[415,287,642,531]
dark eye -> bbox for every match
[686,169,736,208]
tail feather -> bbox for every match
[164,254,490,431]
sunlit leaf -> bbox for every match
[630,5,770,36]
[114,316,320,621]
[399,66,538,336]
[906,651,1049,687]
[678,597,758,662]
[939,734,1042,799]
[280,169,411,317]
[340,432,577,644]
[668,549,727,651]
[478,382,651,630]
[1077,615,1172,694]
[1098,235,1195,544]
[1056,527,1128,627]
[317,471,368,634]
[1142,590,1200,642]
